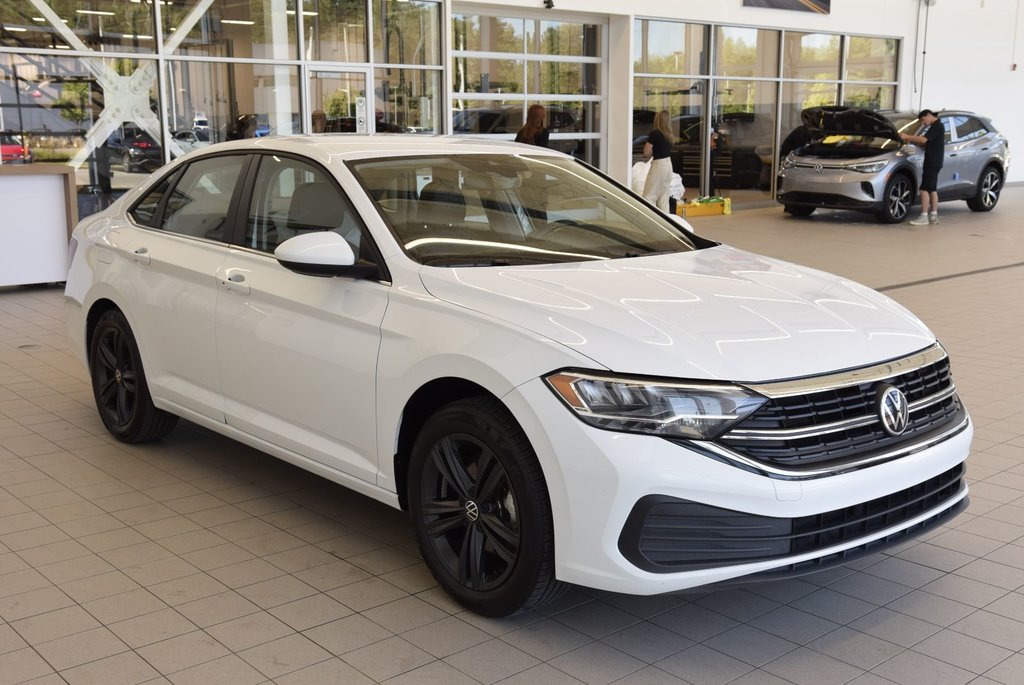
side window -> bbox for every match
[160,155,247,242]
[957,117,986,140]
[245,156,365,255]
[130,175,174,228]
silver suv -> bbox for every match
[777,108,1010,223]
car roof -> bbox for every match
[186,134,568,162]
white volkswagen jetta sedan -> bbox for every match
[65,136,971,616]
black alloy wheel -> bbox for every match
[878,174,912,224]
[967,166,1002,211]
[409,398,565,616]
[89,310,177,442]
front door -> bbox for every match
[214,153,388,483]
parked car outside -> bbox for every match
[777,107,1010,222]
[1,132,31,163]
[122,132,162,172]
[170,129,210,156]
[65,136,971,616]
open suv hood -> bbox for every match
[801,106,902,142]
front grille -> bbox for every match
[618,463,965,573]
[778,191,874,208]
[718,355,963,471]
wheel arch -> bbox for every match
[394,377,515,511]
[85,298,124,351]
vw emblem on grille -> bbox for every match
[877,384,910,436]
[814,163,824,174]
[464,500,480,522]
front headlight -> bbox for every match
[847,160,889,173]
[545,371,767,440]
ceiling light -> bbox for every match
[4,26,27,32]
[77,9,116,16]
[221,19,255,25]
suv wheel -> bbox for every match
[408,397,566,616]
[89,310,178,443]
[784,205,815,217]
[877,174,912,224]
[967,166,1002,212]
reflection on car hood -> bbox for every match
[419,246,934,382]
[802,107,902,142]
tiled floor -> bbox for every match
[0,189,1022,685]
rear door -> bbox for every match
[950,116,992,194]
[118,154,250,420]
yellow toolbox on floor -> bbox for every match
[678,197,731,217]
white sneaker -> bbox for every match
[908,214,930,226]
[929,213,939,224]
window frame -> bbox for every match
[232,151,391,282]
[126,152,252,245]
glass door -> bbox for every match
[307,70,370,134]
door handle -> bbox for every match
[981,147,990,151]
[221,270,250,295]
[132,247,151,265]
[948,153,957,157]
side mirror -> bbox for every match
[274,232,376,278]
[668,213,697,234]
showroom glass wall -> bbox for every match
[450,10,604,166]
[634,19,898,201]
[0,0,443,216]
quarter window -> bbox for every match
[160,156,247,242]
[245,156,364,255]
[130,175,175,228]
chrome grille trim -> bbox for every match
[698,415,970,480]
[743,344,947,399]
[728,384,957,442]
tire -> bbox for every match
[88,310,177,443]
[967,166,1002,212]
[408,397,566,616]
[876,174,913,224]
[784,204,815,217]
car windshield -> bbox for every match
[349,154,702,266]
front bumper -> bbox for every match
[777,167,886,211]
[505,378,972,595]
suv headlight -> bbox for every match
[545,371,766,440]
[847,160,889,173]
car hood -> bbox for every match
[418,246,935,382]
[802,107,902,142]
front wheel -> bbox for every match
[408,397,566,616]
[967,166,1002,211]
[876,174,913,224]
[784,204,815,217]
[89,310,177,443]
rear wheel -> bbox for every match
[408,397,566,616]
[783,204,815,217]
[89,310,177,443]
[967,166,1002,211]
[876,174,913,224]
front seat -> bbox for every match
[417,180,466,226]
[282,181,347,242]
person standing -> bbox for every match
[515,104,550,148]
[900,109,944,225]
[643,110,673,212]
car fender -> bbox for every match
[374,287,602,499]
